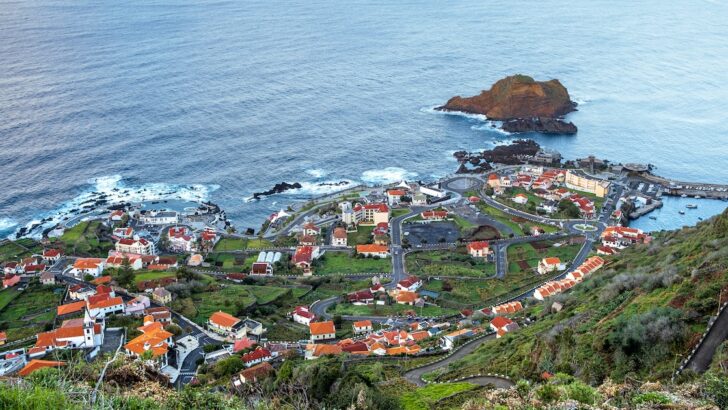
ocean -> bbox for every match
[1,0,728,237]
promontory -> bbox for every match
[437,75,578,134]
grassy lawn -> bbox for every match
[406,249,495,277]
[0,282,64,342]
[477,202,560,235]
[134,271,176,283]
[347,226,375,246]
[316,252,391,275]
[191,284,290,325]
[0,288,22,312]
[212,238,247,251]
[0,240,41,262]
[247,239,273,249]
[206,253,258,272]
[391,208,411,218]
[51,220,113,257]
[423,270,540,308]
[400,383,475,410]
[451,215,476,232]
[507,241,582,273]
[332,302,457,317]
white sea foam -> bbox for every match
[291,180,357,196]
[8,175,218,240]
[0,218,17,232]
[305,169,328,178]
[361,167,418,185]
[421,105,489,122]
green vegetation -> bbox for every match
[316,252,391,275]
[134,270,176,283]
[433,209,728,384]
[391,208,411,218]
[189,284,290,325]
[212,238,247,251]
[348,225,375,245]
[0,288,22,312]
[451,215,476,231]
[205,253,257,272]
[0,239,41,262]
[506,241,581,273]
[332,302,456,317]
[406,249,495,278]
[0,281,63,342]
[400,382,475,410]
[51,220,113,257]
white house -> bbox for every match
[141,211,179,225]
[537,257,563,275]
[291,306,315,326]
[396,276,422,292]
[115,238,155,256]
[331,227,348,247]
[512,193,528,205]
[309,321,336,342]
[70,258,105,277]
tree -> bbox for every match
[83,274,94,282]
[558,199,581,218]
[333,315,343,328]
[176,266,194,282]
[117,257,135,288]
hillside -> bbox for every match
[428,208,728,386]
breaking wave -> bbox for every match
[361,167,418,185]
[7,175,219,240]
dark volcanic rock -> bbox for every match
[501,117,577,134]
[437,75,577,134]
[252,182,303,200]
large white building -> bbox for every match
[115,238,155,255]
[141,211,179,225]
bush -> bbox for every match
[565,381,599,405]
[632,391,671,405]
[536,384,560,403]
[705,373,728,409]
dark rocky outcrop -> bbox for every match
[438,75,578,134]
[252,182,302,200]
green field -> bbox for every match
[0,288,22,312]
[331,302,457,317]
[212,238,247,251]
[316,252,391,275]
[134,271,176,283]
[0,282,63,342]
[51,220,114,257]
[400,383,475,410]
[406,249,495,278]
[477,202,559,235]
[423,268,544,308]
[205,253,258,272]
[391,208,411,218]
[506,241,582,273]
[190,284,290,325]
[0,240,41,262]
[347,226,375,246]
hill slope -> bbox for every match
[431,208,728,385]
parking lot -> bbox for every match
[403,221,460,245]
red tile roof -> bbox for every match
[309,321,335,335]
[19,360,66,377]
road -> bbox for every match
[403,333,513,388]
[685,305,728,374]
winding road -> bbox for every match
[403,333,514,388]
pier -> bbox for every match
[637,173,728,200]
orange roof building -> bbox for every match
[18,360,66,377]
[124,321,174,362]
[57,301,86,316]
[209,311,241,330]
[356,244,389,257]
[309,321,336,341]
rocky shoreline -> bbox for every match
[251,182,302,200]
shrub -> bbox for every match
[536,384,560,403]
[565,381,599,405]
[632,391,671,405]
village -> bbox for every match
[0,149,658,390]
